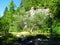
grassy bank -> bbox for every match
[9,30,50,38]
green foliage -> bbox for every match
[8,0,15,13]
[0,0,60,40]
[0,33,17,45]
[21,0,51,11]
[0,0,15,33]
[53,23,60,34]
[27,12,48,30]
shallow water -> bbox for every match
[3,34,60,45]
[13,35,60,45]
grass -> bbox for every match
[9,30,50,37]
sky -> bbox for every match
[0,0,21,17]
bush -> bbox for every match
[53,23,60,37]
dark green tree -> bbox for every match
[0,7,10,34]
[8,0,15,13]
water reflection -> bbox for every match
[4,34,60,45]
[15,35,49,45]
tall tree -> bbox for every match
[8,0,15,23]
[0,7,10,34]
[8,0,15,13]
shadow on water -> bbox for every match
[1,34,60,45]
[12,34,60,45]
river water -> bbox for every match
[6,34,60,45]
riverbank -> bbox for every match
[9,31,50,38]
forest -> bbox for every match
[0,0,60,45]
